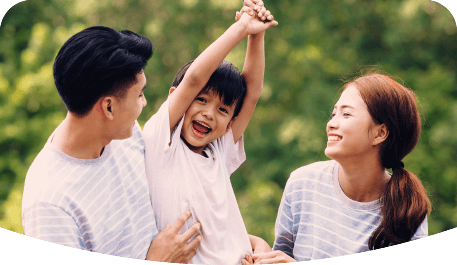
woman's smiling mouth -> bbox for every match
[328,134,342,141]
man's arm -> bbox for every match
[23,202,86,250]
[167,10,278,133]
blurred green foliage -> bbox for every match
[0,0,456,246]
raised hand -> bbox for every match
[236,6,278,36]
[145,211,202,263]
[242,0,274,21]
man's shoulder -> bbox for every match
[22,143,69,215]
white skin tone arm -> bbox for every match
[167,7,277,133]
[232,3,275,143]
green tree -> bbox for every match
[0,0,456,246]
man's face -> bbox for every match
[180,89,236,156]
[113,71,147,139]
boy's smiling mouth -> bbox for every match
[192,120,212,137]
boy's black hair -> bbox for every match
[53,26,153,116]
[172,60,247,119]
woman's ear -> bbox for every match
[373,123,389,146]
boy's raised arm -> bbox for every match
[167,9,277,133]
[231,4,276,143]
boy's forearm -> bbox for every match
[230,32,265,143]
[181,22,249,92]
[242,32,265,101]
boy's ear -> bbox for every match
[169,87,177,96]
[225,117,237,133]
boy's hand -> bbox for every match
[145,211,202,263]
[236,6,277,35]
[242,0,273,21]
[236,6,274,23]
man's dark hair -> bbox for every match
[172,60,247,119]
[53,26,153,116]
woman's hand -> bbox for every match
[252,250,297,264]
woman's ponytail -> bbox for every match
[347,72,431,249]
[369,167,430,249]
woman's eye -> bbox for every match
[139,92,144,97]
[343,112,350,116]
[330,113,336,118]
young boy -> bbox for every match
[143,3,277,265]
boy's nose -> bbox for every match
[202,108,214,120]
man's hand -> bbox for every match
[145,211,202,263]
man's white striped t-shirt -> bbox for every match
[273,160,428,261]
[21,121,158,259]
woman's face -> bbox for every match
[325,84,382,161]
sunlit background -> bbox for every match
[0,0,456,246]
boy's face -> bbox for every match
[180,89,236,156]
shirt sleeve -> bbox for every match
[22,201,86,250]
[411,216,428,240]
[220,128,246,176]
[272,181,295,259]
[143,99,183,167]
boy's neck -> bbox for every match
[180,135,208,157]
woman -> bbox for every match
[244,72,431,264]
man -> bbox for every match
[21,26,201,263]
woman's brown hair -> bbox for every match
[346,73,431,249]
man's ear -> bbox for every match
[169,87,176,96]
[100,97,115,120]
[373,123,389,146]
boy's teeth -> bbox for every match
[196,121,210,129]
[193,121,211,134]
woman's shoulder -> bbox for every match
[285,160,336,190]
[290,160,336,178]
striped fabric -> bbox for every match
[273,160,428,261]
[22,122,158,259]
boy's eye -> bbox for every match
[219,107,229,114]
[196,97,206,102]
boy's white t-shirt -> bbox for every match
[143,99,252,265]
